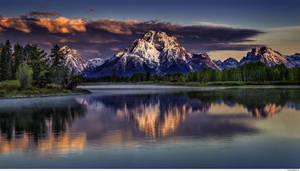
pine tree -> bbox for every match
[16,63,33,90]
[49,44,65,71]
[0,40,12,81]
[12,44,24,79]
[26,45,50,88]
[49,44,68,89]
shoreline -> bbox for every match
[0,88,91,99]
[2,81,300,99]
[80,81,300,87]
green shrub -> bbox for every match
[46,83,59,89]
[0,89,7,96]
[16,64,33,90]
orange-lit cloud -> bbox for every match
[84,49,100,54]
[60,38,68,43]
[90,19,138,35]
[29,11,61,17]
[35,17,86,33]
[0,16,30,33]
[0,14,263,58]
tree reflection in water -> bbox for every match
[0,96,87,154]
[0,88,299,154]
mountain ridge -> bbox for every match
[85,30,219,77]
[58,32,300,77]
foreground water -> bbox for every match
[0,85,300,168]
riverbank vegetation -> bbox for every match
[0,40,86,98]
[84,62,300,86]
[0,80,89,98]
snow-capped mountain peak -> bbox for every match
[59,45,88,73]
[286,53,300,66]
[87,57,105,69]
[144,30,192,61]
[189,53,221,71]
[240,46,294,68]
[221,57,239,69]
[85,30,215,77]
[127,38,160,63]
[59,41,300,78]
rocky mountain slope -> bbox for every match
[58,37,300,78]
[59,45,88,73]
[85,31,219,77]
[189,53,221,71]
[239,47,294,68]
[286,53,300,66]
[59,46,106,74]
[213,57,239,69]
[86,58,105,70]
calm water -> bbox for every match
[0,85,300,168]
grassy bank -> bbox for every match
[81,80,300,87]
[0,80,90,98]
[151,81,300,86]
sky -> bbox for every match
[0,0,300,60]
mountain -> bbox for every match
[60,43,300,78]
[86,58,105,69]
[213,57,239,69]
[286,53,300,66]
[85,30,219,77]
[189,53,221,71]
[213,60,223,68]
[60,45,88,73]
[239,47,294,68]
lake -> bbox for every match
[0,85,300,168]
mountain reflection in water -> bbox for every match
[0,88,299,155]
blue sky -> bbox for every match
[0,0,300,60]
[2,0,299,29]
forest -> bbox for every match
[86,62,300,84]
[1,40,300,90]
[0,40,82,97]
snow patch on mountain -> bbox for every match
[60,45,88,73]
[239,47,294,68]
[286,53,300,66]
[87,58,105,69]
[214,57,239,69]
[189,53,221,71]
[87,30,200,77]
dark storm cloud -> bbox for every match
[0,15,264,58]
[29,11,61,17]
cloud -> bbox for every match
[0,15,264,58]
[0,16,30,33]
[269,25,300,31]
[89,19,138,35]
[84,49,100,54]
[29,11,61,17]
[35,17,86,33]
[194,21,235,28]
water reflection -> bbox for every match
[0,133,86,155]
[94,94,210,137]
[0,97,87,155]
[0,88,299,155]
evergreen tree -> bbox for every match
[27,45,51,88]
[16,63,33,90]
[49,44,65,71]
[49,44,68,89]
[12,44,24,79]
[0,40,12,80]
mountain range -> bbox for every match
[59,31,300,77]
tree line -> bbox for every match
[0,40,80,90]
[86,62,300,83]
